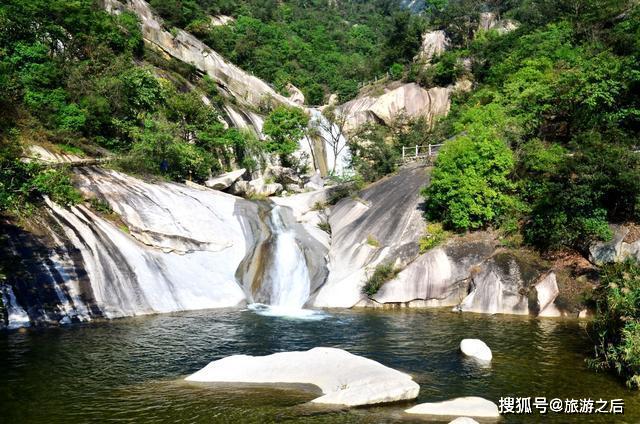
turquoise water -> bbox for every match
[1,308,637,423]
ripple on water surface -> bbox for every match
[1,308,638,423]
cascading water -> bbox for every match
[248,206,326,319]
[264,206,311,308]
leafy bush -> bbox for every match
[588,260,640,389]
[366,234,380,247]
[419,222,450,252]
[423,128,517,231]
[263,106,309,166]
[348,124,398,182]
[362,263,399,297]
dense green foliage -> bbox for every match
[262,106,309,165]
[0,142,81,214]
[588,260,640,389]
[0,0,270,214]
[423,0,640,251]
[150,0,427,104]
[362,263,399,297]
[347,124,399,182]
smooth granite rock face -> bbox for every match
[405,397,500,418]
[311,165,429,308]
[589,225,640,265]
[460,339,492,362]
[535,272,562,317]
[205,169,246,190]
[448,417,480,424]
[338,83,453,132]
[185,347,420,406]
[415,30,449,65]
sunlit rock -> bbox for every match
[478,12,518,34]
[286,83,306,105]
[204,168,246,190]
[449,418,479,424]
[535,272,562,317]
[338,83,453,132]
[406,397,500,418]
[460,339,492,362]
[415,30,449,65]
[457,252,543,315]
[312,165,428,307]
[185,347,420,406]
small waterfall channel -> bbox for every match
[245,204,326,319]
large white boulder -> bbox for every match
[535,272,562,317]
[337,83,453,132]
[185,347,420,406]
[204,168,246,190]
[406,397,500,418]
[415,30,449,65]
[460,339,492,362]
[449,418,479,424]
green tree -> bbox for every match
[262,106,309,165]
[423,128,517,231]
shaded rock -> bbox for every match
[457,252,543,315]
[285,184,303,194]
[589,225,640,265]
[264,166,302,185]
[229,180,250,196]
[460,339,492,362]
[185,347,420,406]
[535,272,561,317]
[406,397,500,418]
[204,168,245,190]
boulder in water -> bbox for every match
[448,417,479,424]
[185,347,420,406]
[459,339,492,362]
[405,397,500,418]
[204,168,246,190]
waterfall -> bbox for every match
[247,205,326,319]
[264,206,311,308]
[1,285,31,330]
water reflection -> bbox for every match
[0,308,638,423]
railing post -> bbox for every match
[402,146,405,160]
[415,145,418,157]
[428,144,432,156]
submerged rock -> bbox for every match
[204,168,245,190]
[460,339,492,362]
[405,397,500,418]
[185,347,420,406]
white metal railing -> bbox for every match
[401,144,443,162]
